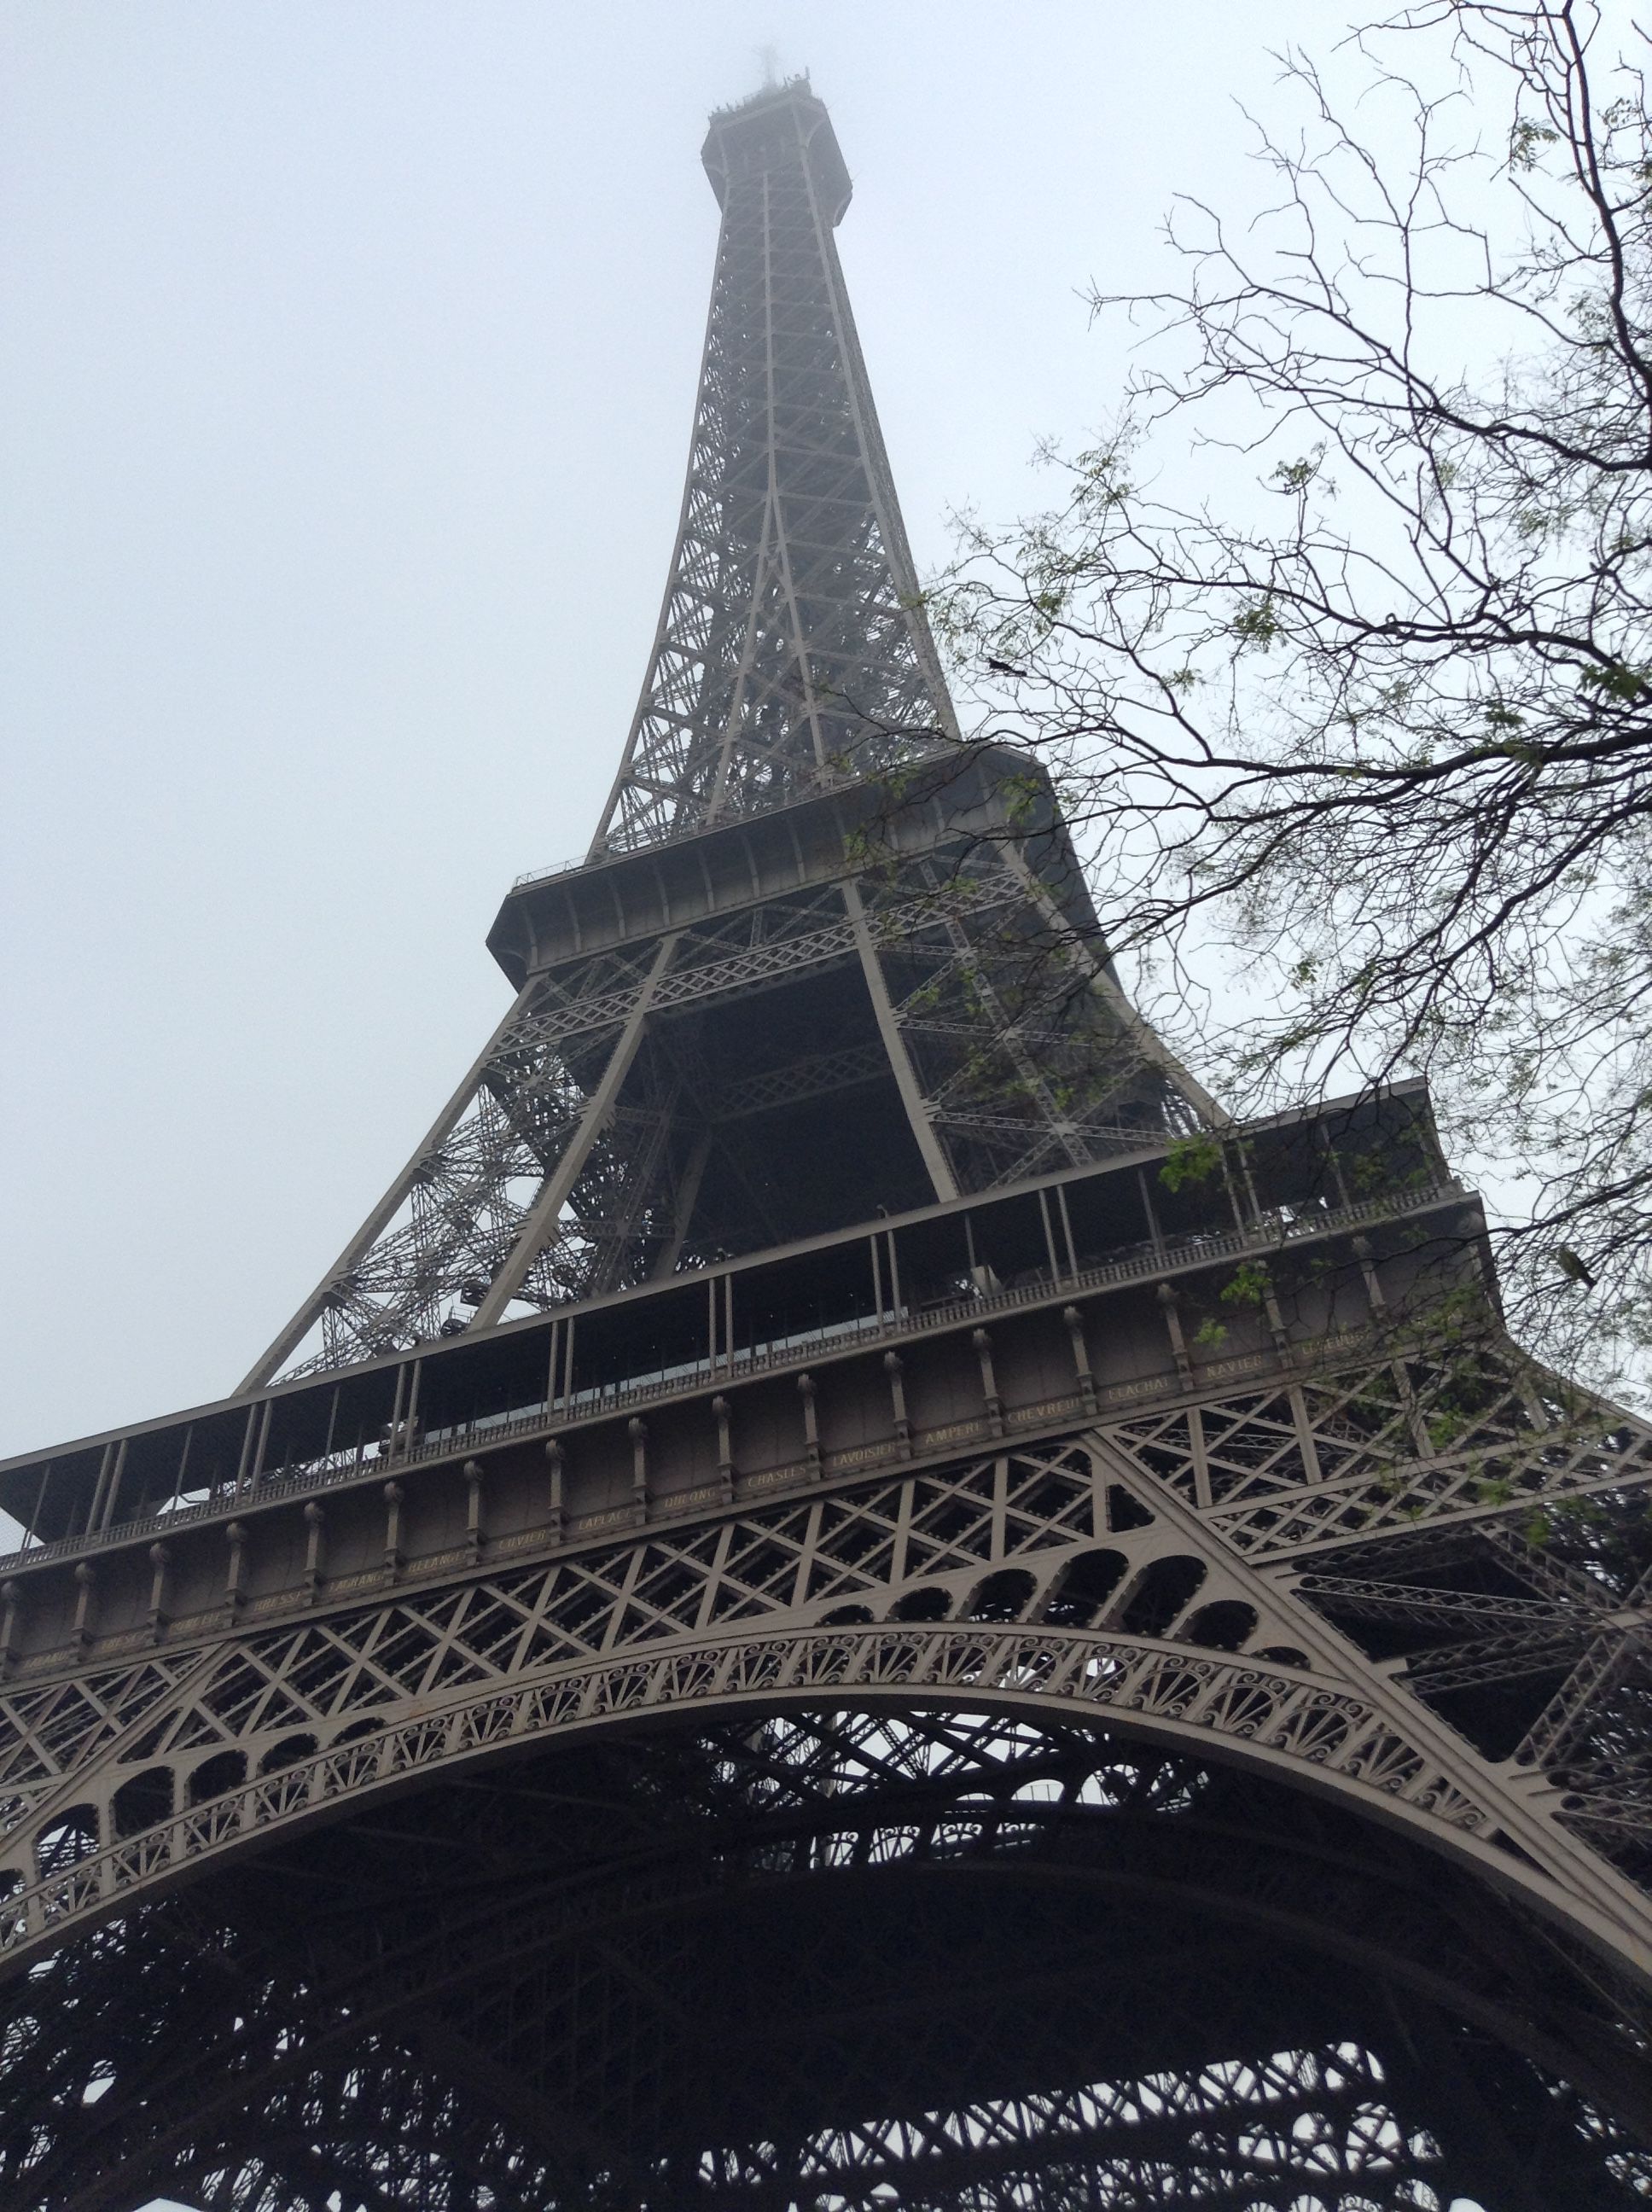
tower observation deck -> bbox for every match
[3,77,1652,2212]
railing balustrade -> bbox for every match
[0,1180,1460,1577]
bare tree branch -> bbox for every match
[934,0,1652,1395]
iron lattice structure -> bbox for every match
[241,81,1213,1390]
[5,74,1652,2212]
[592,79,951,851]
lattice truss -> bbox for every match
[247,80,1213,1386]
[269,840,1201,1380]
[4,1712,1649,2210]
[270,884,869,1377]
[860,841,1206,1191]
[595,90,955,855]
[274,935,668,1379]
[11,1336,1652,1941]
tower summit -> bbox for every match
[3,84,1652,2212]
[596,79,937,854]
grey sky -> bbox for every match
[3,1,1339,1463]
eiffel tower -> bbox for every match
[4,79,1652,2212]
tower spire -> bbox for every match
[593,81,957,856]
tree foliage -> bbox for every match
[938,0,1652,1389]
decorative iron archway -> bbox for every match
[7,1700,1649,2212]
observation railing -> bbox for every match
[509,765,866,892]
[0,1179,1463,1578]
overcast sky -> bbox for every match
[3,0,1362,1467]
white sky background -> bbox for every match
[1,0,1387,1464]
